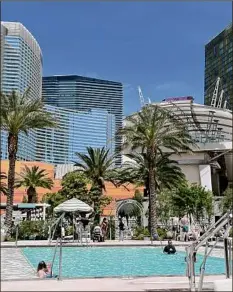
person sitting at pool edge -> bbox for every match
[37,261,58,279]
[37,261,51,279]
[163,240,176,254]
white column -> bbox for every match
[225,152,233,184]
[199,165,212,191]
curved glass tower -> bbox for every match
[1,22,42,161]
[1,22,42,99]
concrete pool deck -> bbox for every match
[1,275,228,291]
[1,239,226,248]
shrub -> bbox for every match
[136,234,145,240]
[17,221,49,240]
[157,227,167,240]
[133,226,150,240]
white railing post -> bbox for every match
[58,237,62,280]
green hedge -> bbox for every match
[15,221,49,240]
[132,226,150,240]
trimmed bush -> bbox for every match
[17,220,49,240]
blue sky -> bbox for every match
[2,1,232,115]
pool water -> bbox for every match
[22,247,225,278]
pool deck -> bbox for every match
[1,240,228,291]
[1,239,226,248]
[1,275,228,291]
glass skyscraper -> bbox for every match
[35,105,115,165]
[1,22,42,99]
[1,22,123,166]
[204,23,233,110]
[42,75,123,165]
[1,22,42,161]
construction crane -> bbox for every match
[138,86,145,107]
[210,77,221,108]
[138,86,151,108]
[217,89,224,108]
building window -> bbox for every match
[213,46,217,56]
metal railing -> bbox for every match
[186,212,232,291]
[50,238,59,277]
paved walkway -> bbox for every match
[1,275,226,291]
[1,248,36,281]
[1,239,225,248]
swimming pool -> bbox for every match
[22,247,225,278]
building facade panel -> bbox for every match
[42,75,123,165]
[204,23,233,110]
[35,105,115,165]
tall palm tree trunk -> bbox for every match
[145,177,151,234]
[5,134,18,239]
[27,186,36,203]
[147,150,157,239]
[90,184,102,224]
[27,187,36,220]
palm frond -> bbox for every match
[16,165,53,190]
[74,147,115,190]
[1,90,57,135]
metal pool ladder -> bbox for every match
[186,212,232,291]
[51,237,63,280]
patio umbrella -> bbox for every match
[54,198,93,214]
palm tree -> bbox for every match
[116,152,186,232]
[16,166,54,203]
[119,104,194,237]
[0,90,56,237]
[121,152,186,191]
[0,172,8,196]
[74,147,115,222]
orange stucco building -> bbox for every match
[1,161,140,216]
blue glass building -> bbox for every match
[42,75,123,166]
[1,22,42,161]
[1,22,42,99]
[35,105,115,165]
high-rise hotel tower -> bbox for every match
[1,22,42,160]
[1,22,42,99]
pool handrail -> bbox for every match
[187,211,232,291]
[50,237,59,276]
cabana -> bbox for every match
[49,198,93,243]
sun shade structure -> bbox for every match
[54,198,93,214]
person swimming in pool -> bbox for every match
[163,240,176,254]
